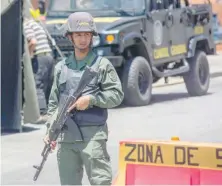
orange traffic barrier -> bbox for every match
[113,138,222,185]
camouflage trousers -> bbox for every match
[57,140,112,185]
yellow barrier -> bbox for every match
[113,138,222,185]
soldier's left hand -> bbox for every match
[67,95,91,112]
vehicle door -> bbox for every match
[167,0,188,60]
[145,0,172,65]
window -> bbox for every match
[50,0,71,11]
[48,0,146,16]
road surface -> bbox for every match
[1,60,222,185]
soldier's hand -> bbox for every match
[67,95,91,112]
[43,135,57,151]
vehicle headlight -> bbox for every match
[92,35,100,47]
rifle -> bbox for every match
[33,66,98,181]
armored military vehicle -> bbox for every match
[45,0,215,106]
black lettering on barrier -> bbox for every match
[125,143,164,164]
[174,146,199,166]
[145,145,153,162]
[138,144,145,162]
[145,145,164,163]
[154,146,164,164]
[187,147,199,166]
[124,143,136,162]
[216,148,222,168]
[175,146,186,165]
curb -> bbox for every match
[153,71,222,88]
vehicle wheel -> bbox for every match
[122,56,153,106]
[183,50,210,96]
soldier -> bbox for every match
[44,12,124,185]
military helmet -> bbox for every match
[64,12,98,36]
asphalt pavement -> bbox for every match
[1,55,222,185]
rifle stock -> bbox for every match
[33,66,98,181]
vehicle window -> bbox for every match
[48,0,146,16]
[76,0,105,9]
[119,0,145,10]
[50,0,71,11]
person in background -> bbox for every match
[38,0,48,21]
[23,8,54,123]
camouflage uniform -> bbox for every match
[46,12,124,185]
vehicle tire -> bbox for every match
[183,50,210,96]
[122,56,153,106]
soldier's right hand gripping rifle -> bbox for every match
[32,66,98,181]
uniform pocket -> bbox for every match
[83,140,112,185]
[90,140,110,160]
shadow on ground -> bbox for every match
[210,72,222,78]
[1,125,40,136]
[152,92,213,105]
[112,92,213,109]
[151,92,190,104]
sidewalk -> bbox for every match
[153,54,222,88]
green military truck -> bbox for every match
[45,0,215,106]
